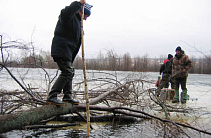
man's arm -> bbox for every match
[183,55,192,72]
[60,1,82,27]
[159,64,165,75]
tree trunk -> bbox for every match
[0,104,149,134]
[0,103,75,133]
[1,104,211,136]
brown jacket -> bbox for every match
[172,54,191,78]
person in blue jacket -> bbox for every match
[47,0,93,105]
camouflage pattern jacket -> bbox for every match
[172,54,191,78]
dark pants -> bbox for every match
[170,77,175,89]
[159,73,170,89]
[174,77,187,90]
[159,73,175,89]
[48,59,75,96]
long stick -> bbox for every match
[81,5,91,138]
[0,35,5,65]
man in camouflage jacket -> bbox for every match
[172,46,191,104]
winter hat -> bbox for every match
[168,54,173,59]
[80,3,93,16]
[175,46,182,52]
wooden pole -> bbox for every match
[81,5,91,138]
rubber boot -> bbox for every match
[62,80,79,105]
[47,93,65,105]
[63,93,79,105]
[172,89,179,103]
[181,89,188,104]
[46,74,66,105]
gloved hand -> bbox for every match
[80,0,86,5]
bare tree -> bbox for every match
[0,35,56,115]
[121,52,132,71]
[182,40,211,74]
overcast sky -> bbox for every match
[0,0,211,58]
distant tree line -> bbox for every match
[4,49,211,74]
[74,51,211,74]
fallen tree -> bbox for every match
[0,104,149,133]
[1,103,211,136]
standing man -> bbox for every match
[172,46,191,104]
[156,54,174,97]
[47,0,93,105]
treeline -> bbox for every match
[74,52,211,74]
[5,50,211,74]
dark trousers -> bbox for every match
[159,73,175,89]
[174,77,187,90]
[159,73,171,89]
[170,77,175,89]
[48,59,75,96]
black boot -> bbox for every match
[63,78,79,105]
[47,72,67,105]
[63,93,79,105]
[47,94,65,105]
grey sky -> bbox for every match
[0,0,211,58]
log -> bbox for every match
[25,123,80,129]
[0,103,75,133]
[0,104,148,134]
[1,104,211,136]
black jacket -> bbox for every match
[51,1,82,62]
[159,59,173,74]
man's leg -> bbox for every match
[172,78,180,103]
[47,59,66,105]
[157,73,169,97]
[170,77,175,89]
[47,59,72,105]
[181,77,188,104]
[62,64,79,105]
[164,73,171,88]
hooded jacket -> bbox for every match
[172,53,191,78]
[160,59,173,74]
[51,1,82,62]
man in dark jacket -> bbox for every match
[163,54,173,64]
[47,0,93,105]
[156,54,174,97]
[172,46,191,104]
